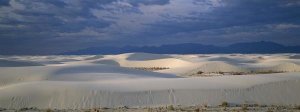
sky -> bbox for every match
[0,0,300,54]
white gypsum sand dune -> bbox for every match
[0,64,178,86]
[0,53,300,109]
[0,72,300,109]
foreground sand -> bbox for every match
[0,53,300,110]
[1,105,300,112]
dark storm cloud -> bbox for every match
[0,0,299,54]
[0,0,10,6]
[158,1,299,32]
[127,0,300,45]
[128,0,170,6]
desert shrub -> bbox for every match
[197,71,204,74]
[257,70,283,74]
[158,106,164,111]
[221,101,229,107]
[294,105,300,110]
[147,108,156,112]
[118,106,129,109]
[179,108,185,111]
[257,56,264,59]
[103,107,110,109]
[241,105,248,111]
[123,106,129,109]
[223,107,227,111]
[131,67,170,71]
[91,108,101,112]
[232,72,243,75]
[29,107,38,110]
[260,105,267,107]
[167,105,175,111]
[46,108,53,112]
[19,108,29,111]
[194,108,200,112]
[203,104,208,108]
[0,108,6,111]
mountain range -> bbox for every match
[62,41,300,55]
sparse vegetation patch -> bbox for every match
[130,67,170,71]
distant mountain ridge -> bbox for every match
[63,41,300,55]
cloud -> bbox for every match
[91,0,224,39]
[270,24,300,30]
[283,1,300,7]
[59,27,110,40]
[0,0,300,54]
[0,0,10,6]
[126,0,170,6]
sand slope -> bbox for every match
[0,73,300,109]
[193,61,247,73]
[0,64,177,86]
